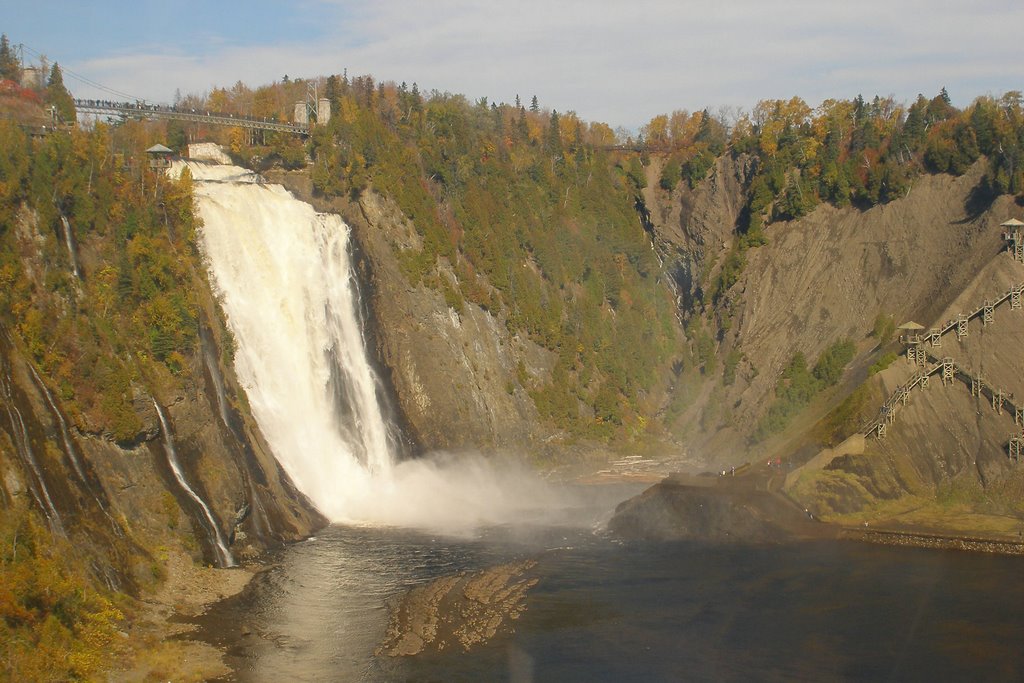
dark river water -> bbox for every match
[200,485,1024,682]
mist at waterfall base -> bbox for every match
[333,452,606,534]
[184,161,585,535]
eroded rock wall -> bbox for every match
[0,307,324,592]
[269,172,559,456]
[650,158,1021,461]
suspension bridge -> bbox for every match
[74,99,310,135]
[9,40,314,136]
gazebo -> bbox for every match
[145,143,174,170]
[1002,218,1024,262]
[897,320,926,346]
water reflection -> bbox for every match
[202,492,1024,682]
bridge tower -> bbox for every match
[292,81,330,127]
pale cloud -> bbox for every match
[64,0,1024,129]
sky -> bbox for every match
[6,0,1023,130]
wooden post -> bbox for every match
[1011,284,1022,311]
[942,358,954,385]
[1009,435,1023,462]
[983,301,994,326]
[994,389,1005,414]
[956,314,968,341]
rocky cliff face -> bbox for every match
[792,250,1024,522]
[641,154,755,314]
[645,154,1024,525]
[0,207,324,593]
[268,172,567,458]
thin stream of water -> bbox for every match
[154,400,235,568]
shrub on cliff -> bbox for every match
[752,339,856,442]
[0,509,125,680]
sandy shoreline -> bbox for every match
[111,550,260,682]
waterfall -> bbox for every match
[180,159,568,534]
[153,400,235,568]
[27,363,124,537]
[200,326,232,431]
[198,325,271,541]
[183,161,394,521]
[27,363,87,483]
[59,214,82,280]
[0,365,64,537]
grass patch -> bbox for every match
[869,352,898,375]
[811,383,877,446]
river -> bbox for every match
[198,485,1024,682]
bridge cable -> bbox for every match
[18,42,147,104]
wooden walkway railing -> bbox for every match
[865,276,1024,461]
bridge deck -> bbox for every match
[74,100,309,135]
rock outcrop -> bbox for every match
[608,473,834,543]
[377,560,538,656]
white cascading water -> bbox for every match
[179,159,576,533]
[0,364,64,537]
[153,399,235,567]
[182,162,393,522]
[59,214,82,280]
[28,363,87,483]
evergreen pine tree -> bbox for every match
[46,63,76,123]
[530,95,539,113]
[546,110,562,152]
[0,34,20,82]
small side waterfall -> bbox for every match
[198,325,271,541]
[27,363,124,537]
[0,364,64,536]
[27,363,86,483]
[153,400,234,568]
[201,328,232,431]
[59,214,82,280]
